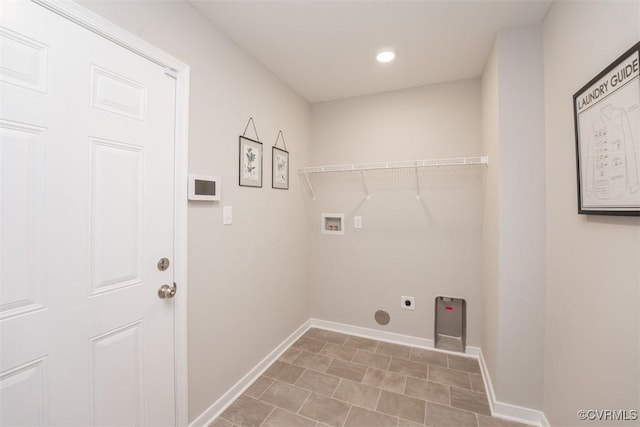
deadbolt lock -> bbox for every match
[157,257,170,271]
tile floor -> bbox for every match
[211,328,531,427]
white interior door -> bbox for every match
[0,1,177,425]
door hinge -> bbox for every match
[164,68,177,79]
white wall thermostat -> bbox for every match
[188,174,221,201]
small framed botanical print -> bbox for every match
[239,136,263,188]
[272,146,289,190]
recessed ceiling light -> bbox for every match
[376,49,396,63]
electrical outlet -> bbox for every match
[401,296,415,310]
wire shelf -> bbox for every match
[299,156,488,174]
[299,156,488,199]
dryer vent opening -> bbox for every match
[434,296,466,353]
[374,310,390,325]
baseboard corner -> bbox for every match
[188,319,312,427]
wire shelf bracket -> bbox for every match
[360,171,371,200]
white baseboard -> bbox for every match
[188,320,312,427]
[476,347,549,427]
[190,318,550,427]
[492,401,550,427]
[309,318,482,358]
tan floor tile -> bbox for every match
[404,376,449,405]
[302,328,321,339]
[376,390,426,424]
[220,395,274,427]
[477,414,534,427]
[344,336,380,352]
[398,419,424,427]
[448,354,481,374]
[314,329,350,345]
[410,347,448,367]
[388,358,428,379]
[320,342,358,361]
[376,342,412,360]
[209,417,234,427]
[344,405,398,427]
[299,393,351,427]
[244,376,273,398]
[333,380,381,409]
[428,364,471,389]
[353,349,391,370]
[264,361,305,384]
[293,351,332,372]
[261,408,316,427]
[470,373,486,394]
[450,387,491,415]
[292,336,327,353]
[426,401,478,427]
[295,369,341,396]
[259,380,311,413]
[279,347,303,363]
[326,359,368,382]
[362,367,406,393]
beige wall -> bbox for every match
[480,24,546,410]
[308,80,485,345]
[542,1,640,425]
[80,1,311,421]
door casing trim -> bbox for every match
[30,1,190,425]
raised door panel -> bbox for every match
[90,138,143,296]
[90,65,146,121]
[0,358,47,426]
[0,26,48,93]
[0,120,45,319]
[90,322,144,426]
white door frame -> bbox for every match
[30,1,190,425]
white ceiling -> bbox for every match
[189,0,553,103]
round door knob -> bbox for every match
[158,283,176,299]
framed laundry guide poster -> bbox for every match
[573,42,640,216]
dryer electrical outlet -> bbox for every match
[401,296,415,310]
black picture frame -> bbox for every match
[239,136,263,188]
[272,146,289,190]
[573,42,640,216]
